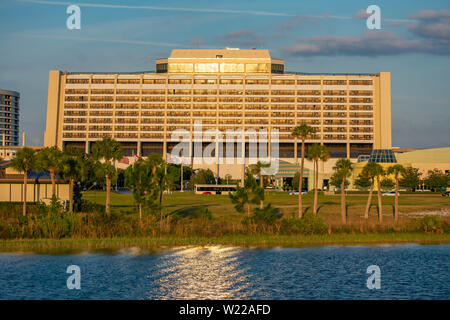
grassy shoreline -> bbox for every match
[1,233,449,253]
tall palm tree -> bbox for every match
[362,162,385,223]
[333,158,353,224]
[291,124,316,218]
[36,146,63,198]
[124,160,152,222]
[307,144,329,216]
[91,138,123,215]
[61,156,81,212]
[248,160,270,208]
[387,164,405,223]
[10,147,36,216]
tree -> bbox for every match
[91,138,123,215]
[399,167,421,192]
[424,169,449,192]
[188,168,216,189]
[354,173,371,190]
[36,146,63,198]
[292,124,316,218]
[387,164,405,222]
[60,156,82,212]
[307,144,329,216]
[229,171,264,217]
[248,161,270,208]
[124,160,153,222]
[361,162,384,223]
[10,147,36,216]
[144,154,172,228]
[380,177,395,191]
[331,158,353,224]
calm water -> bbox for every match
[0,244,448,300]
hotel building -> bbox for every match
[44,48,392,183]
[0,89,20,147]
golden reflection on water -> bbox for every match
[149,246,253,299]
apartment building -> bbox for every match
[0,89,20,148]
[44,48,392,179]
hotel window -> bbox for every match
[168,64,195,73]
[349,80,372,85]
[271,64,284,74]
[92,79,115,84]
[117,79,140,84]
[219,79,243,85]
[298,79,321,85]
[271,79,295,85]
[219,63,245,73]
[194,79,216,84]
[246,90,269,95]
[271,90,295,95]
[169,89,191,95]
[66,79,89,84]
[323,80,347,85]
[246,64,269,73]
[194,63,219,73]
[65,89,88,94]
[156,63,168,73]
[246,79,269,85]
[91,89,114,94]
[168,79,192,84]
[143,79,166,84]
[298,90,320,96]
[219,90,243,95]
[194,89,217,95]
[142,89,165,95]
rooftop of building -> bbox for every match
[0,89,20,96]
[58,48,381,76]
[168,48,272,60]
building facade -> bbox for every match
[0,89,20,147]
[44,48,392,181]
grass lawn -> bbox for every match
[82,190,450,228]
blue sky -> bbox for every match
[0,0,449,147]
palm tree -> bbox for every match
[248,161,270,208]
[362,162,385,223]
[291,124,316,218]
[91,138,123,215]
[10,147,36,216]
[333,158,353,224]
[124,159,152,222]
[36,146,63,198]
[307,144,329,216]
[60,156,81,212]
[387,164,405,223]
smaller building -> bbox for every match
[0,89,20,147]
[0,161,69,202]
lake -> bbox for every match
[0,244,448,299]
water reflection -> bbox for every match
[149,246,252,299]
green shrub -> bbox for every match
[281,212,328,235]
[418,216,444,233]
[252,203,281,225]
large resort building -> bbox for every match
[44,48,393,189]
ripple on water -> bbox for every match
[0,244,448,299]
